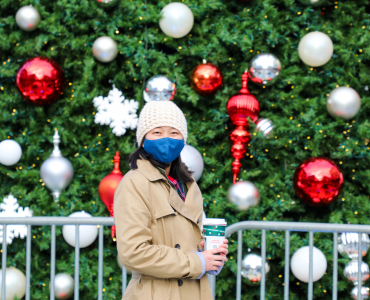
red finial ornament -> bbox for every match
[98,151,124,240]
[227,72,260,183]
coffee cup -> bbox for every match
[203,218,227,253]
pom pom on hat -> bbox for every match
[136,101,188,146]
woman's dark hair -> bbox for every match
[127,146,194,183]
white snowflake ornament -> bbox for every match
[0,194,33,244]
[93,85,139,136]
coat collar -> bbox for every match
[135,158,202,226]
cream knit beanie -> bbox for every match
[136,101,188,146]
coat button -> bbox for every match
[178,279,183,286]
[175,244,181,249]
[197,218,200,224]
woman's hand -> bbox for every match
[200,239,228,272]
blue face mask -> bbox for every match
[144,138,185,164]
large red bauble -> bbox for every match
[190,62,223,96]
[293,157,344,207]
[98,151,124,240]
[16,57,65,105]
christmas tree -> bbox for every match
[0,0,369,299]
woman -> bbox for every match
[114,100,228,300]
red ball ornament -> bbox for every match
[190,62,223,96]
[98,151,124,240]
[293,157,344,207]
[227,72,260,183]
[16,57,65,105]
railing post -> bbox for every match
[236,230,242,300]
[358,233,363,300]
[332,232,338,300]
[308,231,314,300]
[26,224,31,300]
[98,225,104,300]
[50,224,56,300]
[284,230,290,300]
[74,224,80,300]
[1,224,7,300]
[261,230,266,300]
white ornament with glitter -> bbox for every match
[93,85,139,136]
[0,194,33,244]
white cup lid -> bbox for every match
[203,218,227,226]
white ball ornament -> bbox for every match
[62,211,98,248]
[327,87,361,120]
[0,140,22,166]
[50,273,74,300]
[180,145,204,182]
[15,6,41,32]
[201,211,207,232]
[291,246,327,282]
[298,31,333,67]
[159,3,194,38]
[92,36,118,63]
[0,267,26,300]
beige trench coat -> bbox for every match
[113,158,213,300]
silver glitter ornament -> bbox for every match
[327,87,361,120]
[298,0,327,6]
[344,260,370,285]
[338,233,370,259]
[40,130,74,202]
[95,0,119,8]
[241,254,270,285]
[92,36,118,63]
[143,75,176,102]
[256,118,273,137]
[227,181,260,210]
[50,273,74,300]
[15,6,41,32]
[248,53,281,86]
[351,286,370,300]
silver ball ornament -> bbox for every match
[180,145,204,182]
[298,0,328,6]
[338,233,370,259]
[227,181,260,210]
[344,260,370,285]
[15,6,41,32]
[241,254,270,285]
[40,130,74,202]
[95,0,119,8]
[50,273,74,300]
[248,53,281,86]
[327,87,361,120]
[256,118,273,137]
[143,75,176,102]
[351,286,370,300]
[92,36,118,63]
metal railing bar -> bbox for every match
[207,273,215,299]
[1,224,7,300]
[50,224,56,300]
[74,224,80,300]
[226,221,370,236]
[308,231,314,300]
[358,233,362,300]
[236,230,242,300]
[26,224,31,300]
[0,217,114,225]
[261,230,266,300]
[284,230,290,300]
[98,225,104,300]
[332,231,338,300]
[122,266,127,296]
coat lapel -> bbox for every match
[135,158,202,226]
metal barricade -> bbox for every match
[208,221,370,300]
[1,217,369,300]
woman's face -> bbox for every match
[144,126,183,145]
